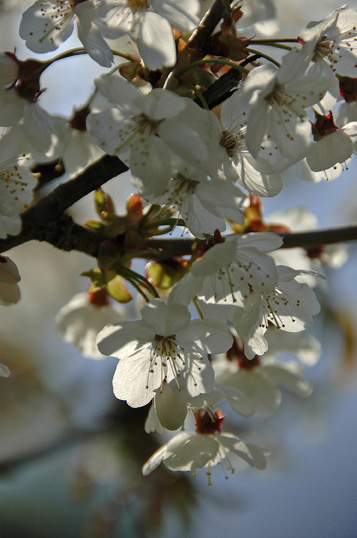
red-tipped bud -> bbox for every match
[195,409,225,434]
[87,286,111,307]
[126,193,143,221]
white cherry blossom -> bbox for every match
[265,326,321,367]
[170,232,284,308]
[214,340,312,417]
[305,114,357,174]
[149,161,247,239]
[142,409,267,478]
[170,98,283,196]
[242,56,336,160]
[232,265,321,359]
[145,377,248,432]
[97,299,233,407]
[0,54,67,156]
[219,88,283,196]
[298,6,357,77]
[19,0,114,67]
[101,0,200,69]
[0,153,38,238]
[55,289,127,359]
[87,74,208,196]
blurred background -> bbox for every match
[0,1,357,536]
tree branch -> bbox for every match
[280,226,357,249]
[187,0,230,55]
[0,155,128,254]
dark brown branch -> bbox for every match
[187,0,230,55]
[149,226,357,256]
[35,154,128,215]
[280,226,357,249]
[1,187,357,260]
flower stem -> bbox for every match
[247,48,281,67]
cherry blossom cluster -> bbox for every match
[0,0,356,481]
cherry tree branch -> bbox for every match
[0,155,128,254]
[187,0,230,55]
[144,227,357,260]
[1,186,356,261]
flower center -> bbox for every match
[134,113,160,134]
[127,0,149,13]
[174,173,199,194]
[149,333,185,388]
[312,36,332,62]
[153,334,178,359]
[264,81,305,120]
[220,130,238,157]
[162,173,200,209]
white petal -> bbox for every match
[235,232,284,252]
[141,300,190,336]
[0,90,24,126]
[19,0,74,53]
[307,130,353,172]
[97,320,154,357]
[23,103,66,155]
[133,11,176,69]
[77,13,113,67]
[163,433,219,473]
[0,54,18,85]
[218,433,267,470]
[263,361,313,397]
[184,354,215,397]
[130,135,172,197]
[233,369,281,415]
[144,404,164,434]
[0,214,22,240]
[151,0,200,31]
[178,319,233,354]
[95,73,141,109]
[158,118,209,169]
[154,381,188,430]
[135,89,185,120]
[112,348,165,407]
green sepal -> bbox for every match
[81,268,107,288]
[107,275,132,303]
